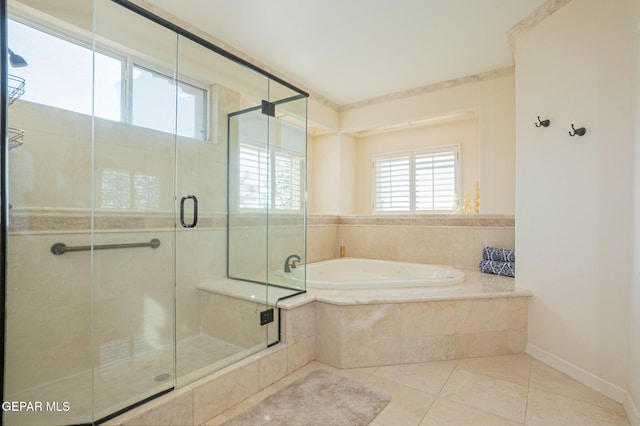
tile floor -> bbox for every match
[207,354,630,425]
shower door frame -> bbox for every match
[0,0,308,423]
[1,0,9,411]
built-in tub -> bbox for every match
[287,258,465,289]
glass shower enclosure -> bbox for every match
[1,0,307,424]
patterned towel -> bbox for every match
[482,246,515,262]
[479,259,515,277]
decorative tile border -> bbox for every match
[335,214,514,228]
[8,210,317,233]
[307,215,340,226]
[8,210,225,233]
[8,209,513,233]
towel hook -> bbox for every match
[568,124,586,137]
[535,116,550,128]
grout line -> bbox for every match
[416,358,460,424]
[523,355,533,424]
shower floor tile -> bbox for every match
[4,334,245,426]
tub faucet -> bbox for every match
[284,254,301,273]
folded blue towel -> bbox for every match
[482,246,515,262]
[479,259,515,277]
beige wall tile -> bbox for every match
[446,228,476,268]
[338,304,401,367]
[506,330,527,354]
[286,337,315,374]
[192,362,259,424]
[323,220,514,271]
[400,335,456,363]
[396,227,449,265]
[400,301,455,337]
[456,298,507,333]
[455,330,508,358]
[342,304,401,337]
[282,302,315,345]
[306,225,339,262]
[201,293,269,348]
[507,297,528,330]
[123,392,193,426]
[258,348,288,390]
[342,334,401,368]
[314,302,343,367]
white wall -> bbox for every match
[633,0,640,417]
[308,133,342,214]
[308,132,357,215]
[339,133,357,214]
[515,0,638,409]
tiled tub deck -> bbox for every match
[109,269,529,425]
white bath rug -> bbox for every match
[222,369,390,425]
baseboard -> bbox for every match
[625,393,640,426]
[526,343,637,422]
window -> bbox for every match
[131,65,207,139]
[8,19,122,121]
[238,143,269,209]
[101,169,160,210]
[373,146,459,213]
[8,19,208,140]
[238,143,303,211]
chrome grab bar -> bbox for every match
[51,238,160,256]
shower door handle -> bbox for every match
[180,195,198,228]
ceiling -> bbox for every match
[144,0,547,107]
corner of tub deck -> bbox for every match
[276,292,316,310]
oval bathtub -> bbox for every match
[287,258,465,289]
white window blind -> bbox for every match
[374,155,411,211]
[238,143,269,209]
[274,152,302,210]
[239,143,303,211]
[373,146,459,213]
[415,150,457,211]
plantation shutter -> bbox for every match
[372,146,459,213]
[239,143,269,209]
[274,151,302,210]
[239,142,303,211]
[374,154,411,211]
[415,150,457,211]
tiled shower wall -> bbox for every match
[307,215,515,269]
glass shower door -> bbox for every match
[91,0,177,418]
[4,1,306,424]
[4,1,95,424]
[228,88,308,349]
[174,35,271,386]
